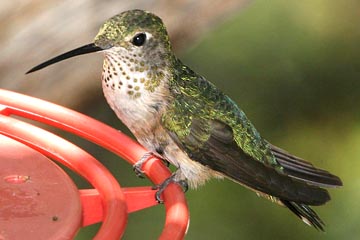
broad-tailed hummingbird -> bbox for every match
[27,9,342,231]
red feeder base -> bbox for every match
[0,135,82,240]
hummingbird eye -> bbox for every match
[132,33,147,46]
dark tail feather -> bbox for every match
[281,199,325,231]
[270,144,342,188]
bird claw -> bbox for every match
[132,152,153,178]
[177,179,189,193]
[133,164,145,178]
[152,173,188,203]
[133,151,172,178]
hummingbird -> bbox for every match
[27,9,342,231]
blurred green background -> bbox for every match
[2,0,360,239]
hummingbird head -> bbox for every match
[94,10,174,95]
[94,9,171,53]
[26,10,175,93]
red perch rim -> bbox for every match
[0,89,189,240]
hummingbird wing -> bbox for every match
[163,116,331,205]
[163,68,341,206]
[163,117,332,229]
[162,63,341,230]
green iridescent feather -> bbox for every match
[163,59,278,167]
[161,58,340,208]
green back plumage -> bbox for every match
[163,59,278,168]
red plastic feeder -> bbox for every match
[0,89,189,240]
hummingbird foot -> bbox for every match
[133,152,154,178]
[152,172,189,203]
[133,152,171,178]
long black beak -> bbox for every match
[26,43,103,74]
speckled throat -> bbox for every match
[100,43,174,130]
[101,41,171,97]
[102,51,146,99]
